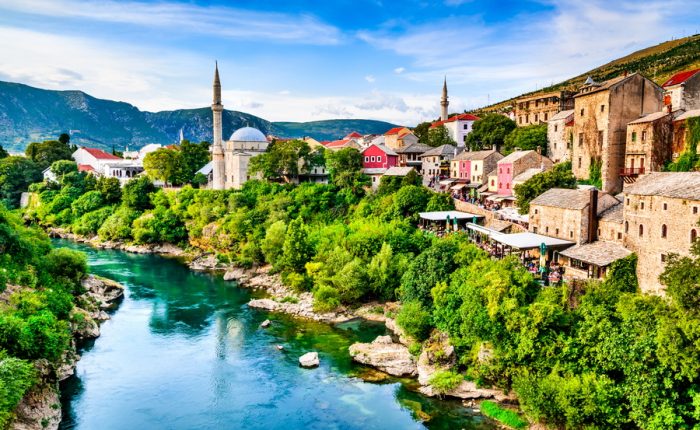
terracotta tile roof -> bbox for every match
[385,127,408,136]
[662,69,700,87]
[325,139,351,148]
[560,241,632,267]
[430,113,480,128]
[77,164,95,172]
[624,172,700,200]
[453,149,503,162]
[81,147,121,160]
[345,131,363,139]
[362,144,398,156]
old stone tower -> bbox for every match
[441,77,449,121]
[211,62,225,190]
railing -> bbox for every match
[620,167,645,176]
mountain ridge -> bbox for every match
[0,81,399,152]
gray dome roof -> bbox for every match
[230,126,266,142]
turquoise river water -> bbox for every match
[55,240,497,430]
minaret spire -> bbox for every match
[211,61,225,190]
[440,76,449,122]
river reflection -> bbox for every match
[56,240,495,430]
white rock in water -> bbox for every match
[299,352,320,368]
[223,271,236,281]
[260,319,271,328]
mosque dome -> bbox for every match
[230,126,267,142]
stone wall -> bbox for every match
[623,193,700,294]
[453,200,527,232]
[529,205,586,243]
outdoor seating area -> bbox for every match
[418,210,484,236]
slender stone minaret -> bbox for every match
[440,76,449,121]
[211,62,225,190]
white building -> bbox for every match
[547,109,574,163]
[430,113,481,147]
[71,147,144,184]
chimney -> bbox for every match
[587,188,599,243]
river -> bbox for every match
[55,240,496,430]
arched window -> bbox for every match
[661,224,667,238]
[692,229,698,243]
[625,221,629,233]
[639,224,644,237]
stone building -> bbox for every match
[420,145,459,180]
[671,109,700,159]
[546,109,574,163]
[496,150,553,196]
[384,127,418,151]
[622,110,673,181]
[528,188,619,244]
[210,64,269,190]
[571,73,664,194]
[662,68,700,112]
[430,113,480,147]
[514,90,575,126]
[622,172,700,294]
[597,200,625,243]
[395,142,431,173]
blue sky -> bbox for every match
[1,0,699,125]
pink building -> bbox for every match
[496,150,553,196]
[362,144,398,169]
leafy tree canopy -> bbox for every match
[504,124,547,155]
[25,139,73,169]
[514,161,576,214]
[466,114,516,151]
[0,156,42,208]
[427,125,457,148]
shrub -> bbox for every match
[0,353,37,429]
[70,190,103,217]
[280,296,299,304]
[313,285,341,312]
[72,206,114,236]
[480,401,528,430]
[98,207,139,241]
[396,301,432,341]
[43,248,88,295]
[428,370,463,395]
[122,176,156,211]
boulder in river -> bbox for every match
[299,352,320,368]
[349,335,416,377]
[260,319,271,328]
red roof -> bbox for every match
[81,147,121,160]
[344,131,363,139]
[430,113,480,128]
[77,164,95,172]
[662,69,700,87]
[384,127,407,136]
[325,139,351,148]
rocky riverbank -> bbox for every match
[10,275,124,430]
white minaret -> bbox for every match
[211,62,225,190]
[440,76,449,121]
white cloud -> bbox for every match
[0,0,342,45]
[365,75,376,83]
[394,67,405,74]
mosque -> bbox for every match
[210,63,269,190]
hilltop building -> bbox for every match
[70,147,144,184]
[662,68,700,112]
[514,91,575,126]
[571,73,663,194]
[210,64,269,190]
[384,127,418,151]
[362,144,398,189]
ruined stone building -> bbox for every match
[622,172,700,294]
[514,90,575,126]
[546,109,574,163]
[622,110,674,182]
[571,73,664,194]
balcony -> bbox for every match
[620,167,645,176]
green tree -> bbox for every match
[279,218,312,274]
[50,160,78,180]
[466,114,517,151]
[95,177,122,204]
[0,156,42,208]
[412,121,432,143]
[514,162,576,214]
[0,144,8,159]
[179,140,211,182]
[25,139,73,169]
[660,239,700,312]
[249,139,314,182]
[122,176,156,211]
[261,220,287,269]
[143,148,185,185]
[504,124,547,154]
[427,126,457,148]
[400,240,461,308]
[325,147,369,195]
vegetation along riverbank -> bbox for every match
[9,156,700,429]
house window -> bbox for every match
[533,227,538,234]
[641,131,647,142]
[598,131,604,146]
[570,231,574,238]
[600,105,605,112]
[617,232,622,240]
[554,125,558,132]
[546,226,549,233]
[463,124,468,130]
[372,176,376,182]
[377,156,382,162]
[364,156,369,162]
[663,203,668,210]
[491,180,495,186]
[499,168,502,173]
[475,165,478,171]
[661,224,667,238]
[639,224,644,237]
[507,168,510,174]
[534,114,539,122]
[692,229,698,242]
[625,221,629,233]
[506,183,510,189]
[544,113,548,121]
[534,209,539,214]
[556,228,559,235]
[641,202,644,210]
[579,133,584,147]
[632,132,637,142]
[580,108,584,116]
[694,207,698,215]
[578,157,582,168]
